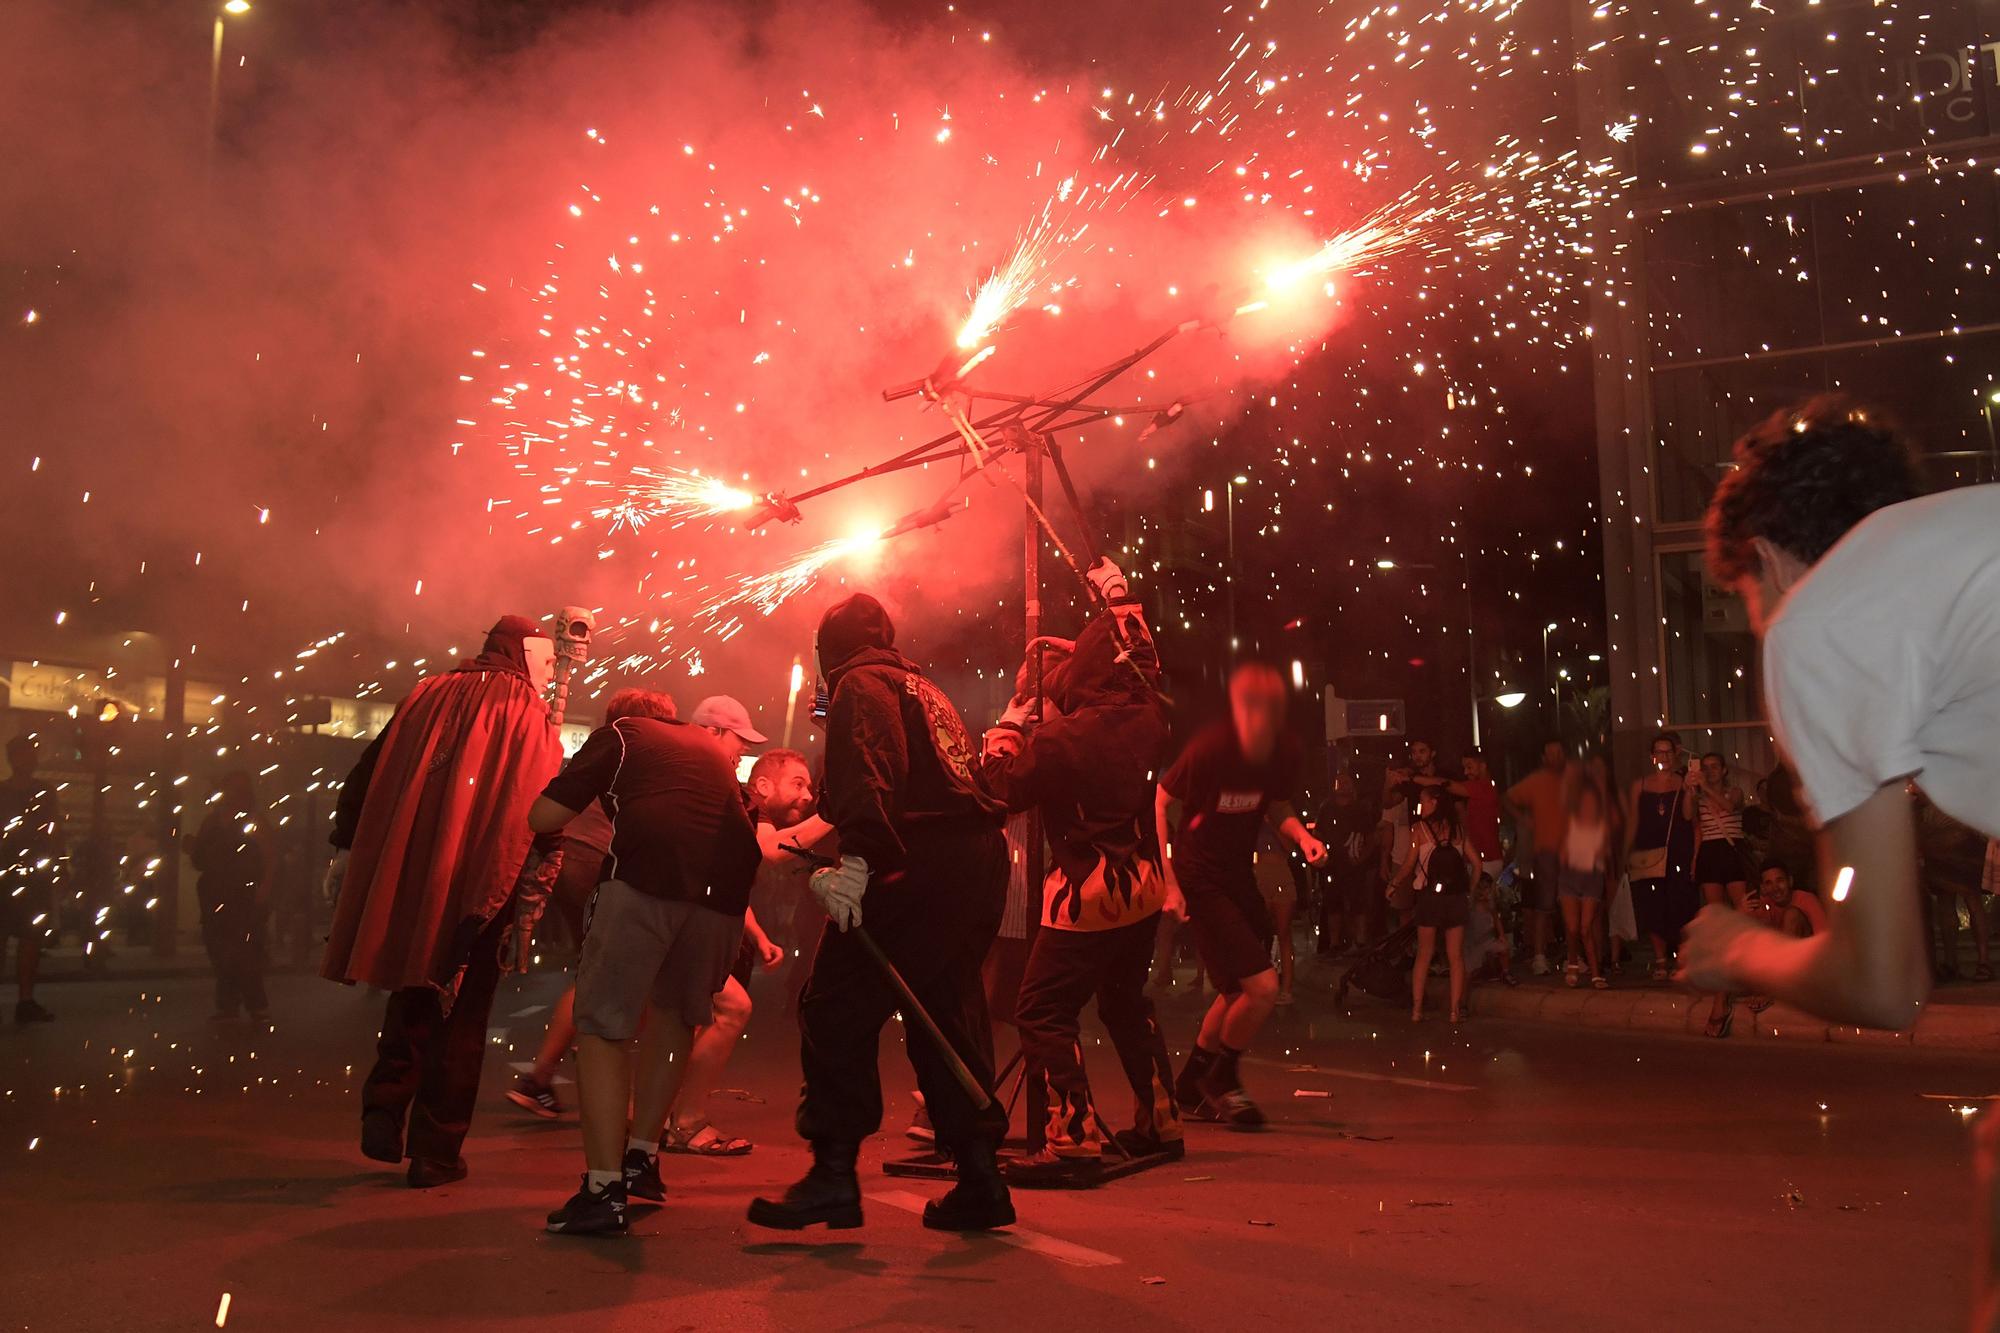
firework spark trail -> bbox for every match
[953,168,1150,350]
[597,466,756,530]
[1262,160,1559,293]
[957,202,1078,349]
[694,528,883,626]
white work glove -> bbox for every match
[1087,557,1130,602]
[983,698,1036,759]
[811,854,870,932]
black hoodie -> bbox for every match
[980,602,1170,931]
[821,635,1004,879]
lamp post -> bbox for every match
[207,2,251,185]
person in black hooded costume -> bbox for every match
[980,559,1183,1182]
[748,593,1015,1233]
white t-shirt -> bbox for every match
[1761,485,2000,837]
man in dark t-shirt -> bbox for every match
[531,696,761,1237]
[1156,663,1327,1128]
[1314,770,1380,957]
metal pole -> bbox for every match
[1023,445,1045,896]
[852,927,993,1110]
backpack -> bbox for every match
[1420,824,1471,896]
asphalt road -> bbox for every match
[2,965,1991,1332]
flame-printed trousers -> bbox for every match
[1016,912,1182,1155]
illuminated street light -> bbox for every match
[1376,558,1396,569]
[1494,691,1527,709]
[223,0,251,13]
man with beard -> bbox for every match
[748,593,1014,1233]
[981,560,1183,1181]
[322,615,565,1188]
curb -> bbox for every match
[1468,981,2000,1053]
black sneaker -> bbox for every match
[1002,1146,1102,1188]
[546,1176,628,1236]
[1203,1085,1267,1131]
[505,1075,561,1120]
[15,999,54,1024]
[623,1147,665,1203]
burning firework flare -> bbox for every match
[598,466,757,530]
[695,527,884,627]
[1264,173,1516,293]
[954,168,1147,350]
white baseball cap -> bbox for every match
[690,695,768,745]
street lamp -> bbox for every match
[208,2,252,183]
[1494,690,1527,709]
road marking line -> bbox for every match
[866,1191,1122,1268]
[1258,1060,1475,1093]
[509,1005,549,1019]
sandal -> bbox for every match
[1591,974,1608,990]
[1649,960,1670,983]
[662,1120,754,1157]
[1703,998,1734,1039]
[1978,964,1995,983]
[1563,962,1582,989]
[1448,1007,1466,1024]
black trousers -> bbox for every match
[796,825,1008,1149]
[1016,913,1180,1153]
[200,896,269,1017]
[360,908,509,1162]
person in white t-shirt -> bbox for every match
[1687,400,2000,1333]
[1680,397,2000,1028]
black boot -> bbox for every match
[360,1108,404,1164]
[923,1139,1016,1231]
[746,1141,863,1230]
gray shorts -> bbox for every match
[574,880,744,1039]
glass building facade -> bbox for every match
[1575,0,2000,778]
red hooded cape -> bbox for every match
[320,664,562,996]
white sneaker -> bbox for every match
[1530,955,1551,976]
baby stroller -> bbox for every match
[1336,923,1417,1008]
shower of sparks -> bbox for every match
[441,1,1610,674]
[599,466,756,530]
[954,168,1148,350]
[956,187,1081,349]
[696,527,884,628]
[1263,161,1564,295]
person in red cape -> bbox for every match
[321,614,566,1188]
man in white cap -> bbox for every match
[646,695,784,1160]
[690,695,769,774]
